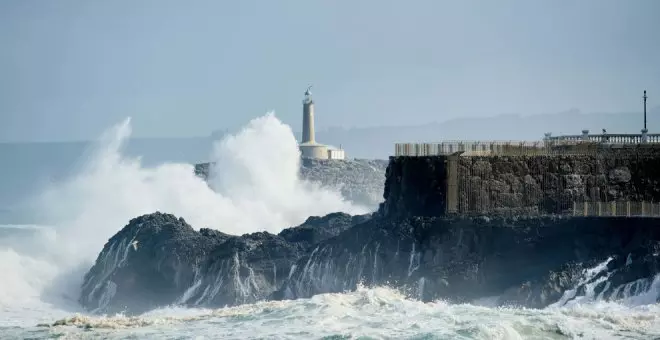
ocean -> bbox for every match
[1,114,659,340]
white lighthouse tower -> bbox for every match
[298,86,345,160]
[302,86,316,144]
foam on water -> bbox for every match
[0,112,366,328]
[9,285,660,339]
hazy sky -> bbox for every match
[1,0,659,142]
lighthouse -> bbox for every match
[302,86,315,143]
[298,86,345,160]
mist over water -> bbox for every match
[0,112,366,327]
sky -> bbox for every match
[1,0,659,142]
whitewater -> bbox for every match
[1,113,659,339]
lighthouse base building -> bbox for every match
[298,87,345,160]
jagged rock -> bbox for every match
[80,211,660,315]
[274,215,660,307]
[80,211,370,315]
[497,262,587,308]
[609,167,632,184]
[79,212,224,314]
[278,212,372,247]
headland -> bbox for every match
[79,127,660,315]
[77,90,660,315]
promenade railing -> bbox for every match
[548,133,660,144]
[573,201,660,217]
[394,140,660,157]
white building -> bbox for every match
[298,86,346,160]
[327,148,345,160]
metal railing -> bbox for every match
[573,201,660,217]
[394,141,545,156]
[548,133,660,144]
[394,140,660,157]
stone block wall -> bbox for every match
[381,149,660,218]
[457,154,660,215]
[380,156,448,218]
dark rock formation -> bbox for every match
[80,211,370,315]
[81,211,660,315]
[79,213,227,314]
[195,159,388,209]
[279,212,371,247]
[274,215,660,309]
[380,156,448,218]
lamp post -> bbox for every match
[642,90,649,143]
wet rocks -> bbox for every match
[79,212,223,315]
[79,211,370,315]
[81,211,660,315]
[609,167,632,184]
[276,215,660,308]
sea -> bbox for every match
[1,113,659,340]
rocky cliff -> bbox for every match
[380,156,448,218]
[195,159,388,209]
[80,154,660,315]
[275,214,660,308]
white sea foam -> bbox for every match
[0,112,366,328]
[11,285,660,339]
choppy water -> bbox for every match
[2,286,659,340]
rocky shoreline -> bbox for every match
[79,154,660,315]
[80,211,660,315]
[79,211,373,314]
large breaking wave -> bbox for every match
[0,113,366,326]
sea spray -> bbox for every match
[19,285,660,339]
[0,112,366,326]
[206,112,366,234]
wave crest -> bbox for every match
[0,112,366,325]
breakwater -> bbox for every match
[382,149,660,218]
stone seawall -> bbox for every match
[380,156,449,218]
[382,150,660,218]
